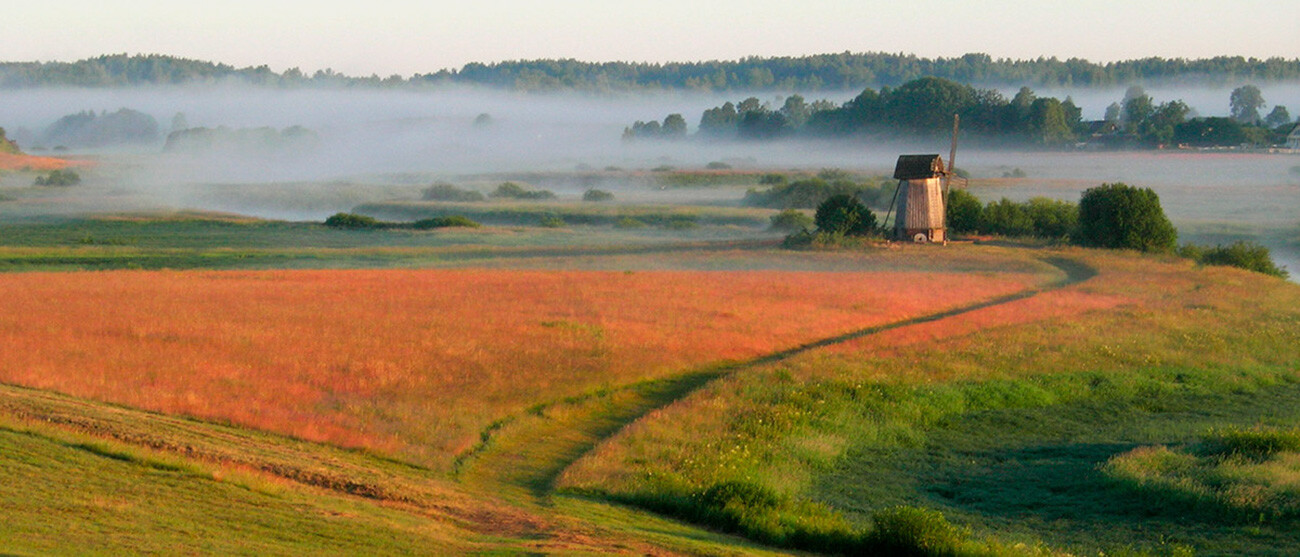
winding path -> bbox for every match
[456,255,1098,503]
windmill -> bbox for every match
[883,114,964,244]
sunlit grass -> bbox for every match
[0,263,1039,473]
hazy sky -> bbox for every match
[5,1,1298,76]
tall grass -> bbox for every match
[560,248,1300,554]
[0,266,1035,472]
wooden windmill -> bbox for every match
[884,115,964,244]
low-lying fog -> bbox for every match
[1,84,1298,276]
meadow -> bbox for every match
[2,147,1300,554]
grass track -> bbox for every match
[459,255,1096,509]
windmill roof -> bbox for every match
[893,154,945,180]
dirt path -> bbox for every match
[455,255,1098,503]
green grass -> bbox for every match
[560,249,1300,555]
[355,199,775,228]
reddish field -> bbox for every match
[0,268,1038,469]
[0,152,85,171]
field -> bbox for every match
[1,150,1300,555]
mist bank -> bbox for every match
[4,53,1300,93]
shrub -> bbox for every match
[705,161,732,170]
[1200,426,1300,461]
[980,198,1034,237]
[34,169,81,187]
[866,506,969,556]
[614,217,647,229]
[539,214,565,228]
[746,177,890,210]
[664,216,699,230]
[490,182,555,200]
[1196,241,1288,278]
[769,209,813,232]
[1023,197,1078,238]
[324,213,384,229]
[582,189,614,202]
[422,182,484,202]
[759,173,787,185]
[814,194,876,236]
[945,189,983,234]
[411,216,480,229]
[1077,183,1177,252]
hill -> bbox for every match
[0,241,1298,554]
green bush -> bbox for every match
[490,182,555,200]
[664,216,699,230]
[411,216,480,229]
[705,161,732,170]
[1023,197,1078,238]
[769,209,813,232]
[980,198,1035,237]
[1196,241,1288,278]
[582,188,614,202]
[1077,183,1177,252]
[945,189,983,234]
[422,182,484,202]
[614,217,647,229]
[34,169,81,187]
[759,173,787,185]
[1200,426,1300,461]
[539,214,565,228]
[324,212,384,229]
[814,194,876,236]
[866,506,970,556]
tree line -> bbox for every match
[626,78,1296,148]
[4,53,1300,92]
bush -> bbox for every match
[539,214,565,228]
[814,194,877,236]
[705,161,732,170]
[769,209,813,232]
[759,173,787,185]
[866,506,969,556]
[34,169,81,187]
[324,212,384,229]
[422,182,484,202]
[980,198,1035,237]
[490,182,555,200]
[1200,426,1300,461]
[1077,183,1177,252]
[1188,241,1288,278]
[582,189,614,202]
[945,189,983,234]
[411,216,480,229]
[614,217,647,229]
[1023,197,1078,238]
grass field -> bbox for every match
[1,196,1299,554]
[561,249,1300,554]
[0,259,1041,474]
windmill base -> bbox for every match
[896,228,946,243]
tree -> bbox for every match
[1230,84,1265,123]
[1027,97,1073,145]
[1122,86,1154,129]
[1264,105,1291,128]
[1104,102,1122,123]
[661,113,688,137]
[1139,101,1190,145]
[1076,183,1177,252]
[814,194,877,236]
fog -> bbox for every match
[0,84,1297,278]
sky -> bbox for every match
[3,1,1298,77]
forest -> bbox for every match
[626,77,1297,148]
[3,52,1300,92]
